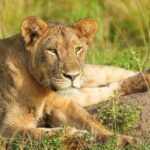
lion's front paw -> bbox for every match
[117,134,139,148]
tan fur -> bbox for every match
[58,66,150,107]
[0,16,148,147]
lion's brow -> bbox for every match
[48,22,67,36]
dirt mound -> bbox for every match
[86,92,150,142]
[121,92,150,141]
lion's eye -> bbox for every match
[46,48,57,55]
[76,47,83,55]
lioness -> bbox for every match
[0,16,149,147]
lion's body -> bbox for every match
[0,17,149,147]
[0,34,49,131]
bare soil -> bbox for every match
[86,92,150,142]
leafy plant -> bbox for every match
[97,91,139,134]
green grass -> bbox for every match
[0,0,150,149]
[0,0,150,71]
[87,47,150,71]
[97,91,139,134]
[1,129,150,150]
[0,96,148,150]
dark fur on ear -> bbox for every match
[73,18,97,44]
[21,16,48,47]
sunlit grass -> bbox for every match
[0,0,150,149]
[0,0,150,71]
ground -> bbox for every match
[121,92,150,141]
[86,92,150,142]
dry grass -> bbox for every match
[0,0,150,149]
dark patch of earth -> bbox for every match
[86,92,150,142]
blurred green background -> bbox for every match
[0,0,150,70]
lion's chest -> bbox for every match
[3,58,55,128]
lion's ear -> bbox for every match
[73,18,97,44]
[21,16,48,47]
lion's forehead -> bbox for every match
[42,29,82,49]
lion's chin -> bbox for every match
[50,80,83,91]
[50,82,72,91]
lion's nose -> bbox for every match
[63,72,80,81]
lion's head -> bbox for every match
[21,16,97,90]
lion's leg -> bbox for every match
[0,125,59,138]
[48,99,114,142]
[0,105,94,149]
[120,70,150,95]
[83,64,137,88]
[46,99,137,146]
[1,124,95,150]
[0,125,86,139]
[2,125,135,149]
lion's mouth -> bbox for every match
[50,78,83,91]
